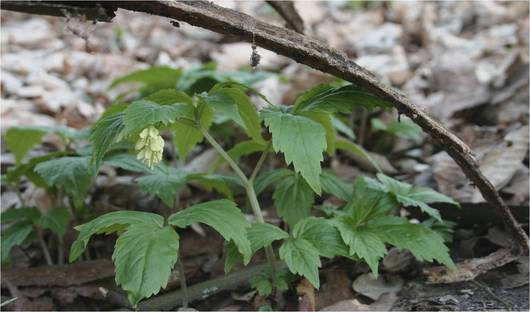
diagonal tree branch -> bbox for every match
[2,0,528,254]
[266,0,304,34]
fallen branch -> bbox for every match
[1,0,527,254]
[423,248,519,284]
[105,262,285,310]
[266,1,304,34]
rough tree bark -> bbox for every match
[2,0,528,255]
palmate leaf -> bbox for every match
[34,156,94,208]
[169,199,252,263]
[224,222,288,273]
[171,100,214,160]
[272,172,315,227]
[346,176,398,225]
[293,217,349,258]
[367,174,459,222]
[109,66,182,96]
[332,217,387,276]
[300,111,336,155]
[69,211,164,262]
[103,154,153,174]
[144,89,193,105]
[70,210,179,307]
[113,224,179,308]
[201,87,264,143]
[136,165,187,207]
[122,100,188,137]
[261,107,327,194]
[369,216,456,270]
[293,84,391,114]
[279,238,321,288]
[90,106,126,169]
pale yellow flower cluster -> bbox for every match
[135,126,164,168]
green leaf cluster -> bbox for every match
[69,199,251,307]
[1,207,71,262]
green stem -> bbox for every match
[249,142,271,183]
[200,128,278,275]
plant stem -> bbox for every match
[249,142,271,183]
[37,229,53,265]
[200,128,278,275]
[177,257,189,308]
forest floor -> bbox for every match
[1,1,529,311]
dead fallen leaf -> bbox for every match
[472,125,529,202]
[316,269,354,310]
[297,277,316,311]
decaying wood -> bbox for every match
[423,248,520,284]
[266,1,304,34]
[1,259,114,287]
[1,0,528,254]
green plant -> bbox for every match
[2,65,460,309]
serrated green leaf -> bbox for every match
[5,127,45,164]
[300,111,336,155]
[168,199,251,263]
[254,168,292,195]
[171,101,214,160]
[371,174,459,222]
[122,100,187,137]
[34,156,94,209]
[202,87,264,143]
[113,224,179,307]
[293,217,349,258]
[261,108,326,194]
[333,217,386,276]
[90,108,126,169]
[136,165,187,207]
[320,171,351,201]
[1,222,34,262]
[370,217,456,270]
[103,154,153,173]
[250,273,274,296]
[144,89,193,105]
[273,173,315,227]
[293,84,391,114]
[38,207,71,236]
[224,223,288,273]
[248,223,289,253]
[346,176,398,224]
[109,66,181,96]
[335,138,382,173]
[279,238,321,288]
[5,152,65,187]
[69,211,164,262]
[1,207,41,225]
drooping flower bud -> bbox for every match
[135,126,164,168]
